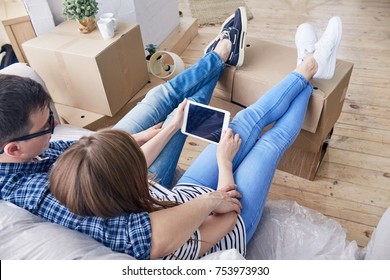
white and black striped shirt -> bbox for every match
[149,183,246,260]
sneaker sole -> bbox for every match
[203,14,235,55]
[325,16,342,79]
[236,7,248,67]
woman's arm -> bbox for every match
[149,189,242,259]
[149,130,243,259]
[194,129,242,255]
[140,99,187,167]
[216,128,241,189]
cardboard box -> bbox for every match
[22,21,149,116]
[214,38,353,180]
[214,66,235,102]
[55,75,166,131]
[1,15,35,63]
[277,128,334,180]
[212,96,335,180]
[0,0,36,63]
[218,39,353,153]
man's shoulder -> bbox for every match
[48,140,75,151]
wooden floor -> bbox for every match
[176,0,390,247]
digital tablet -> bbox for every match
[181,100,230,144]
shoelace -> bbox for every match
[219,29,231,40]
[299,47,314,61]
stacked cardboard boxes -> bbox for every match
[215,38,354,180]
[22,21,149,117]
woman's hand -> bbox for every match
[132,122,163,146]
[167,99,188,130]
[217,128,241,164]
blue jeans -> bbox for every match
[113,52,225,186]
[178,72,313,242]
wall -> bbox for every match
[45,0,180,46]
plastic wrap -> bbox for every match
[246,200,362,260]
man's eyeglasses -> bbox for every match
[0,110,54,154]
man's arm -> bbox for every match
[37,189,240,260]
[149,190,242,259]
[131,123,163,147]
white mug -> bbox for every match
[97,18,115,39]
[100,12,117,31]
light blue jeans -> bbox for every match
[178,72,313,242]
[113,52,226,186]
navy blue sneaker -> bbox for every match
[226,7,247,67]
[204,13,235,55]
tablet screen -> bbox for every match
[182,101,230,144]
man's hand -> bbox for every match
[167,99,188,130]
[207,187,242,215]
[132,122,163,146]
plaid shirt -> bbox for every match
[0,140,152,259]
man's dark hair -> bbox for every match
[0,74,53,147]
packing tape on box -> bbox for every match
[149,51,185,80]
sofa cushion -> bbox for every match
[0,200,134,260]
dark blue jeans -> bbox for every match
[113,52,225,186]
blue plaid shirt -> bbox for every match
[0,140,152,259]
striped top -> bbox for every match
[149,183,246,260]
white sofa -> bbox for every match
[1,63,378,260]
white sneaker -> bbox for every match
[313,16,343,79]
[295,23,317,66]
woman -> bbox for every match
[50,16,343,259]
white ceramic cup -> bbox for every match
[97,18,115,39]
[100,12,117,31]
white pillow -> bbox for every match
[0,63,60,122]
[0,201,134,260]
[201,249,245,260]
[51,124,94,142]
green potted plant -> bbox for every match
[62,0,99,33]
[145,44,159,73]
[145,44,158,60]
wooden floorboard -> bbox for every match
[177,0,390,247]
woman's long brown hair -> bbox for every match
[49,129,177,217]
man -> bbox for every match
[0,7,247,259]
